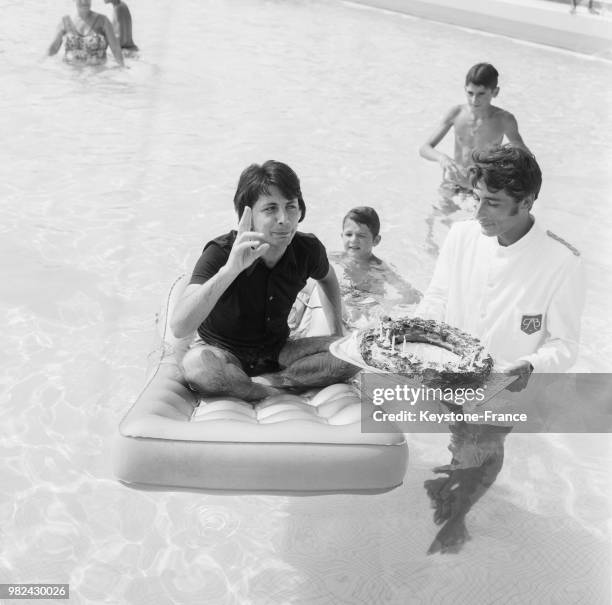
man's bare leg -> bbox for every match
[181,344,279,401]
[256,336,359,388]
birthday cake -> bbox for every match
[359,316,494,387]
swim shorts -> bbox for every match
[189,337,283,377]
[437,180,476,213]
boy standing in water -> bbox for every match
[104,0,138,51]
[419,63,530,210]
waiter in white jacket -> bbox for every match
[418,144,585,390]
[419,145,586,554]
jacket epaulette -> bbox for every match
[546,230,580,256]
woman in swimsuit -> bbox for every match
[48,0,124,66]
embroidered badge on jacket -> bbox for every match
[521,314,542,335]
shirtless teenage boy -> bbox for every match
[419,63,530,205]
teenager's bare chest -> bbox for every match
[455,112,504,145]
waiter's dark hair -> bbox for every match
[468,145,542,202]
[233,161,306,222]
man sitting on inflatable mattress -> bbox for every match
[171,160,359,401]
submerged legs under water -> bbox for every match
[424,422,512,554]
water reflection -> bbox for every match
[424,189,476,257]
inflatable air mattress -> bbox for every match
[113,276,408,491]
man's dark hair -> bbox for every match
[343,206,381,238]
[469,145,542,202]
[465,63,499,89]
[233,161,306,222]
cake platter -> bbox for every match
[330,318,518,406]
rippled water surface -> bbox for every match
[1,0,611,603]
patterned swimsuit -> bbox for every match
[63,15,108,65]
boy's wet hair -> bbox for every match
[343,206,381,238]
[468,145,542,202]
[465,63,499,89]
[233,160,306,222]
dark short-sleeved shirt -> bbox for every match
[190,230,329,354]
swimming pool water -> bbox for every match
[1,0,611,603]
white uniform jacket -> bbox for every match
[417,218,585,373]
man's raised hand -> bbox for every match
[225,207,270,275]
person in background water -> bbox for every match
[419,63,530,255]
[48,0,124,66]
[289,207,422,336]
[570,0,599,14]
[104,0,139,51]
[419,63,530,212]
